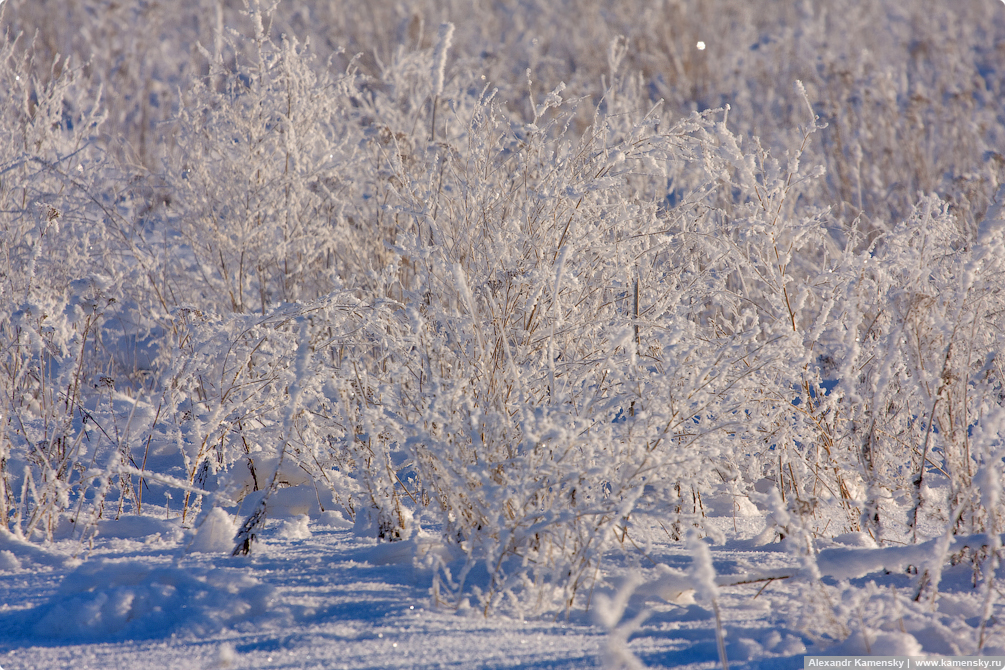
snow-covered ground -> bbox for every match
[1,500,998,669]
[0,512,787,669]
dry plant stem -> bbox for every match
[712,598,730,670]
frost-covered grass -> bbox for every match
[2,0,1005,666]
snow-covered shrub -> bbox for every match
[152,25,369,314]
[151,294,395,526]
[11,0,1002,236]
[328,38,847,612]
[0,29,134,540]
[276,0,1004,236]
[1,0,234,168]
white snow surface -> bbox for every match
[1,508,1001,669]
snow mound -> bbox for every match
[213,642,239,668]
[652,564,697,605]
[237,484,334,519]
[96,515,185,542]
[188,508,239,554]
[316,510,353,529]
[703,491,760,517]
[0,550,21,571]
[31,559,277,640]
[278,514,311,540]
[36,514,183,543]
[0,528,67,569]
[815,533,995,580]
[832,532,877,548]
[353,504,414,541]
[825,631,923,656]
